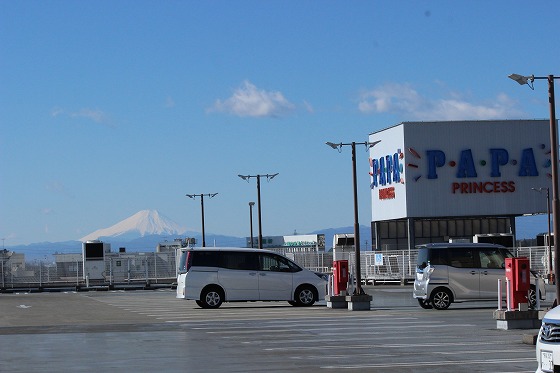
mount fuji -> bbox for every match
[80,210,186,241]
[78,209,246,250]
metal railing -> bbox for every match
[0,246,552,290]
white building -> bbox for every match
[246,234,326,253]
[368,120,552,250]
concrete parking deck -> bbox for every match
[0,286,551,372]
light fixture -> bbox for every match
[185,193,218,247]
[509,72,559,302]
[325,140,381,296]
[238,174,279,250]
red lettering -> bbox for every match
[449,181,516,194]
[378,187,396,200]
[473,182,483,193]
[452,183,460,193]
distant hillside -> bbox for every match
[6,210,547,263]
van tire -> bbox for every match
[430,287,453,310]
[199,286,224,309]
[294,286,317,307]
[417,299,433,309]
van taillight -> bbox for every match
[186,252,193,271]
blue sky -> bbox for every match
[1,1,559,246]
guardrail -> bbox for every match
[0,246,552,291]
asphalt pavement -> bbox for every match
[0,285,552,372]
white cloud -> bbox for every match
[51,107,112,126]
[41,208,54,215]
[70,108,107,123]
[210,81,295,118]
[164,96,175,108]
[45,181,74,198]
[358,83,523,120]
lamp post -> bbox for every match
[510,73,559,301]
[249,202,255,248]
[533,187,553,278]
[326,140,381,295]
[238,174,279,250]
[186,193,218,247]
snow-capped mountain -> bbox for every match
[80,210,186,241]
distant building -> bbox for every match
[246,234,325,253]
[369,120,552,251]
[1,250,27,284]
[157,238,194,253]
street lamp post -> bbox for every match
[533,187,553,279]
[249,202,255,248]
[510,73,559,302]
[238,174,279,250]
[186,193,218,247]
[326,140,381,295]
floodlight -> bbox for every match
[325,142,340,150]
[367,140,382,149]
[508,73,535,89]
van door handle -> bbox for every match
[470,271,477,275]
[249,272,257,276]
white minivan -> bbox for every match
[176,247,328,308]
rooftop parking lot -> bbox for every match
[0,286,548,372]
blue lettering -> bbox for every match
[385,155,393,184]
[371,159,379,187]
[490,148,509,177]
[392,153,400,183]
[519,148,539,176]
[456,149,477,178]
[379,157,386,185]
[427,150,446,179]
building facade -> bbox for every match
[368,120,552,250]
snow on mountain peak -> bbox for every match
[80,210,186,241]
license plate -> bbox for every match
[541,350,554,372]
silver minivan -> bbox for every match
[176,247,328,309]
[413,243,542,310]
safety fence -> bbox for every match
[0,252,179,291]
[0,246,552,291]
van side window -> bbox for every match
[429,249,449,266]
[479,249,504,269]
[192,251,221,267]
[260,253,299,272]
[449,248,474,268]
[222,252,258,270]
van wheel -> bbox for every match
[199,286,224,309]
[431,288,452,310]
[417,298,433,309]
[295,286,317,306]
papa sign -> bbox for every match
[371,146,549,196]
